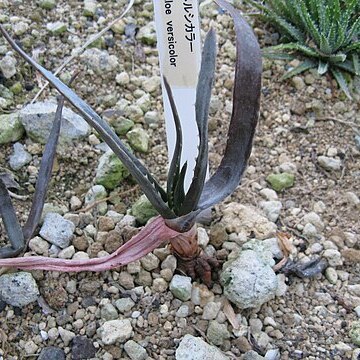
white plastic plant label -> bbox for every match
[153,0,202,189]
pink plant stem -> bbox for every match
[0,216,190,272]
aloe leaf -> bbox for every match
[0,25,175,220]
[22,97,64,241]
[296,0,322,47]
[163,77,182,210]
[179,28,216,215]
[353,54,359,76]
[344,41,360,53]
[173,162,187,214]
[335,59,357,75]
[281,59,316,80]
[345,16,360,46]
[0,179,24,258]
[330,68,352,100]
[264,42,320,58]
[262,52,297,60]
[197,0,261,211]
[317,61,328,75]
[0,172,20,190]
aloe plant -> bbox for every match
[0,0,261,285]
[245,0,360,98]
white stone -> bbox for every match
[98,319,132,345]
[221,250,278,309]
[175,334,229,360]
[39,213,75,248]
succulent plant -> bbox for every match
[245,0,360,98]
[0,0,261,285]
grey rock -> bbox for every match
[259,200,282,222]
[58,327,75,346]
[244,350,265,360]
[40,213,75,248]
[71,336,96,360]
[202,301,221,320]
[142,76,161,93]
[170,275,192,301]
[0,113,24,144]
[124,340,147,360]
[83,0,97,17]
[318,156,341,171]
[38,347,65,360]
[140,252,160,271]
[176,304,190,317]
[303,212,324,232]
[175,334,229,360]
[81,48,118,74]
[206,320,230,346]
[19,101,90,144]
[98,319,132,345]
[84,185,108,215]
[101,303,118,321]
[29,236,49,255]
[259,188,278,201]
[0,55,17,79]
[0,272,39,307]
[291,76,305,90]
[9,142,32,170]
[221,250,278,309]
[115,298,135,313]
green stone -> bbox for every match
[39,0,56,10]
[350,321,360,346]
[266,173,295,192]
[0,113,25,144]
[127,128,149,153]
[136,22,157,45]
[113,117,134,136]
[131,195,158,225]
[0,84,14,108]
[95,151,130,190]
[10,82,22,95]
[47,22,67,35]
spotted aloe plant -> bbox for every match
[0,0,261,285]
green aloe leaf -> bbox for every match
[0,25,175,220]
[317,61,328,75]
[335,59,357,75]
[281,59,316,79]
[264,42,320,58]
[179,28,217,215]
[331,68,352,100]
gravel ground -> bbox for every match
[0,1,359,359]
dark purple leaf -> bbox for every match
[198,0,261,210]
[22,97,64,241]
[0,179,24,258]
[179,28,217,215]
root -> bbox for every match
[173,249,220,287]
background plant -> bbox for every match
[245,0,360,98]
